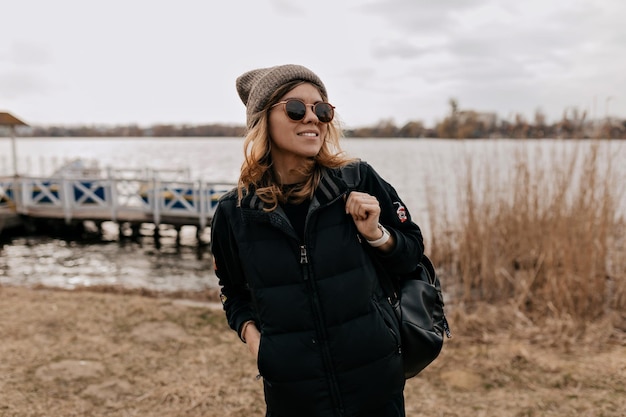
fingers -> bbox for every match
[345,191,380,221]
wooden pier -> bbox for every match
[0,165,234,241]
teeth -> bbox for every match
[299,132,317,137]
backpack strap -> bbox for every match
[339,160,362,190]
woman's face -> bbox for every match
[268,83,328,166]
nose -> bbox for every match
[301,104,319,124]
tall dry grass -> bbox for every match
[428,141,626,322]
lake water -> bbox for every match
[1,137,624,293]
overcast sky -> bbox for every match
[1,0,625,129]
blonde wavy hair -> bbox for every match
[238,80,355,211]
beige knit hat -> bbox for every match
[236,64,328,128]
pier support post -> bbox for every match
[196,226,202,246]
[131,223,141,242]
[174,225,182,247]
[153,224,161,248]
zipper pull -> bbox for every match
[300,245,308,264]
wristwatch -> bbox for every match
[366,223,390,247]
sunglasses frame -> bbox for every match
[271,99,335,123]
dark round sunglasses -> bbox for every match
[271,99,335,123]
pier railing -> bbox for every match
[0,173,234,230]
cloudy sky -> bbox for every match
[1,0,624,129]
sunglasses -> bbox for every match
[271,99,335,123]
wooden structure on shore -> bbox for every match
[0,111,28,177]
[0,163,234,242]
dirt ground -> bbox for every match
[1,285,624,417]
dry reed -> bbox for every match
[428,141,626,323]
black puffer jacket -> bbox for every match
[210,161,424,417]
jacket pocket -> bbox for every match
[372,298,401,350]
[256,332,266,377]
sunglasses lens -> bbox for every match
[285,100,306,121]
[315,103,334,123]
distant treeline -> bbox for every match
[9,123,247,138]
[4,100,626,139]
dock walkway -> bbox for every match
[0,166,234,238]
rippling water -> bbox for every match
[0,223,218,292]
[1,137,624,293]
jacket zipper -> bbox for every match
[300,244,345,415]
[300,245,308,266]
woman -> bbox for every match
[210,64,424,417]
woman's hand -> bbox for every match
[243,322,261,359]
[345,191,394,252]
[345,191,382,239]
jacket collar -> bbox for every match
[239,166,349,212]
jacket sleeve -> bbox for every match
[210,199,256,340]
[357,161,424,275]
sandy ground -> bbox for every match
[1,285,625,417]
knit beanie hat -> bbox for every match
[236,64,328,128]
